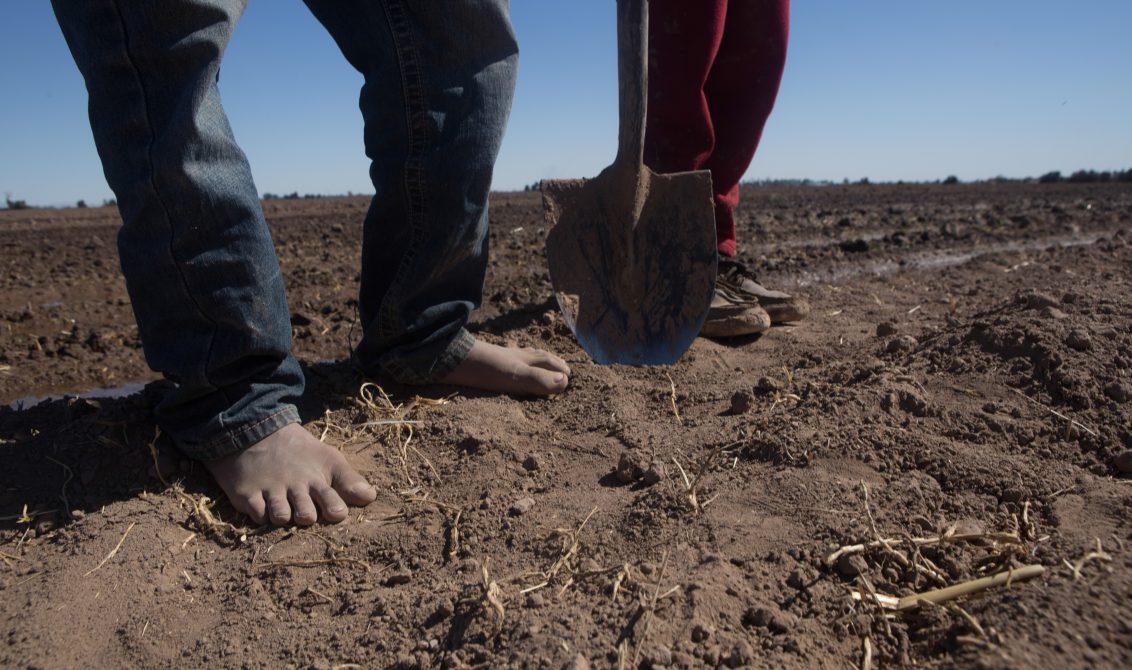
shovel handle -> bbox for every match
[614,0,647,171]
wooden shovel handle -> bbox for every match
[614,0,647,171]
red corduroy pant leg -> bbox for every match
[644,0,789,257]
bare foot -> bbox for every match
[439,340,570,396]
[203,423,378,526]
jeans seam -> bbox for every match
[375,0,430,345]
[108,0,231,411]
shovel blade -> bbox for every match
[543,167,717,365]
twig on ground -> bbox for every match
[302,586,335,604]
[84,521,137,576]
[480,559,506,634]
[44,456,73,515]
[664,373,682,424]
[172,485,254,543]
[255,530,373,573]
[356,382,450,485]
[521,507,599,595]
[861,634,873,670]
[632,550,672,668]
[851,564,1045,611]
[860,483,948,586]
[672,445,731,513]
[1010,388,1097,437]
[1062,538,1113,581]
[145,426,166,486]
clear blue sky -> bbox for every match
[3,1,1130,207]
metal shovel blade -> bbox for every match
[542,0,717,365]
[543,170,715,365]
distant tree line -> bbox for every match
[261,192,332,200]
[742,167,1132,187]
[1036,169,1132,184]
[6,167,1130,211]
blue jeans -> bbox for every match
[51,0,518,460]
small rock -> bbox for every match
[1023,291,1059,310]
[384,569,413,586]
[786,568,808,590]
[642,461,665,486]
[886,335,919,354]
[876,322,898,337]
[616,452,644,483]
[1065,329,1092,351]
[768,611,799,635]
[522,454,542,471]
[646,645,673,667]
[726,640,756,667]
[754,376,781,395]
[639,561,655,576]
[1001,488,1025,503]
[743,607,773,628]
[1115,451,1132,474]
[1041,306,1068,320]
[561,653,591,670]
[525,592,546,608]
[911,515,935,532]
[834,554,866,579]
[434,599,454,619]
[899,389,930,417]
[1104,382,1131,403]
[728,390,754,415]
[691,623,712,643]
[509,497,536,516]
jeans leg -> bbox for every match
[52,0,303,460]
[304,0,519,384]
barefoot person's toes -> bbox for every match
[289,491,319,526]
[266,491,293,526]
[333,472,379,508]
[235,492,269,526]
[312,484,350,523]
[204,422,376,526]
[439,340,571,396]
[520,348,571,376]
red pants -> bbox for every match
[644,0,789,257]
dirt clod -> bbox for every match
[876,322,898,337]
[728,390,754,414]
[885,334,919,354]
[1066,329,1092,351]
[561,653,591,670]
[509,496,536,516]
[615,452,645,483]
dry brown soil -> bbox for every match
[1,183,1130,669]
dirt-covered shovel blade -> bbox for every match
[542,0,717,366]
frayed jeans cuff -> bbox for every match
[180,405,301,461]
[382,327,476,386]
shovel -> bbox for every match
[542,0,717,365]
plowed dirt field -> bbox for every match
[1,182,1130,669]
